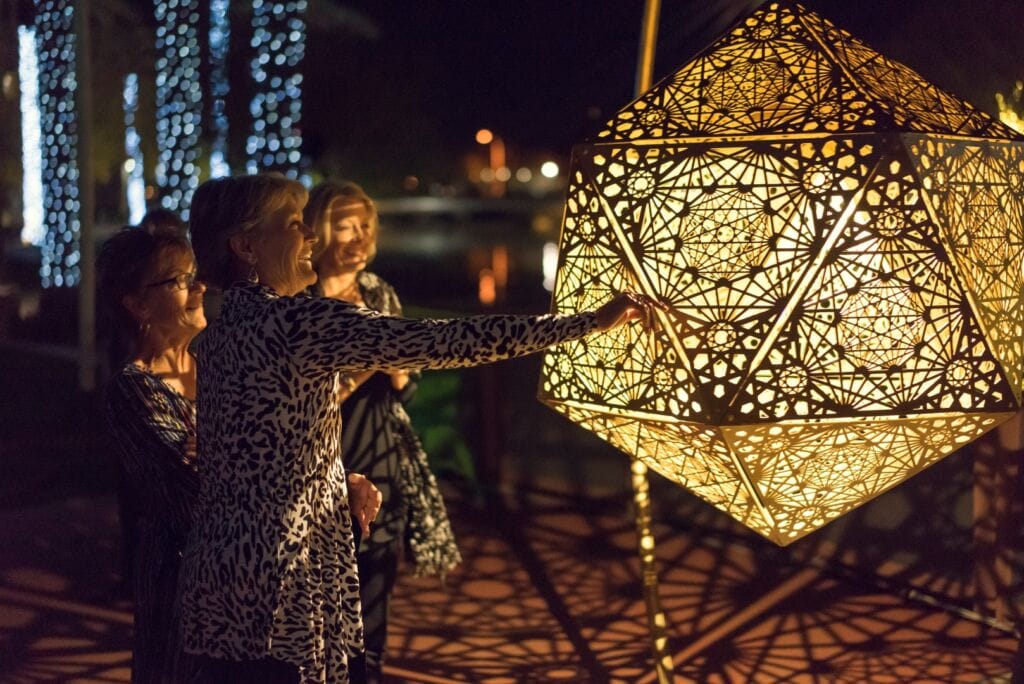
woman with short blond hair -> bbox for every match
[181,173,658,683]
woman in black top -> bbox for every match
[98,229,207,683]
[304,181,460,682]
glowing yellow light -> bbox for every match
[539,0,1024,545]
[495,166,511,182]
[478,268,496,305]
[476,128,494,145]
[996,82,1024,135]
[540,161,560,178]
[516,167,533,183]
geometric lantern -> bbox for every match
[539,0,1024,545]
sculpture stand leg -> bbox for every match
[630,0,672,678]
[631,456,673,682]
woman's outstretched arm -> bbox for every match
[278,292,658,376]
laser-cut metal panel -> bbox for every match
[908,136,1024,402]
[538,0,1024,544]
[600,1,1019,142]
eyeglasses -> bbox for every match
[144,271,199,291]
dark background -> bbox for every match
[3,0,1021,207]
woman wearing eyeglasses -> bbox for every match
[98,228,207,683]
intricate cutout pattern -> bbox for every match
[539,0,1024,544]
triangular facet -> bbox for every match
[598,1,1017,143]
[732,138,1018,421]
[723,413,1009,544]
[909,136,1024,402]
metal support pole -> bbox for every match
[76,0,96,392]
[635,0,662,101]
[631,456,674,682]
[631,1,672,682]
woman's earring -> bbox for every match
[247,260,259,285]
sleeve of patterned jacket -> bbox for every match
[273,294,598,377]
[375,274,420,401]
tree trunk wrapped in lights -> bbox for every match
[539,0,1024,545]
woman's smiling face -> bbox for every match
[135,247,207,338]
[315,199,374,276]
[251,193,318,296]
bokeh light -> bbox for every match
[123,73,146,225]
[541,161,560,178]
[154,0,203,217]
[18,25,44,247]
[34,0,81,288]
[247,0,307,179]
[209,0,231,178]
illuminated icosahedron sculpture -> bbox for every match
[539,0,1024,545]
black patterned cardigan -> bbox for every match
[105,364,202,684]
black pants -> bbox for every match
[355,532,401,684]
[195,655,300,684]
[196,653,367,683]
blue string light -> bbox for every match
[247,0,307,178]
[154,0,202,217]
[123,73,146,224]
[34,0,81,288]
[18,25,45,248]
[209,0,231,178]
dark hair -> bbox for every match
[189,174,307,290]
[97,228,192,343]
[138,208,188,238]
[305,180,379,264]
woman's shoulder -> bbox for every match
[106,363,150,394]
[209,284,367,358]
[104,364,166,422]
[359,271,401,313]
[358,270,392,292]
[107,363,192,404]
[216,283,320,331]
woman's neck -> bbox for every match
[133,334,197,399]
[319,271,362,303]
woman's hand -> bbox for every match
[339,370,374,401]
[347,472,382,536]
[389,370,410,392]
[594,292,666,332]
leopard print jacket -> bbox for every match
[180,283,597,683]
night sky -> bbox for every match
[31,0,1023,197]
[299,0,1023,188]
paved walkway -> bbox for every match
[0,485,1015,683]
